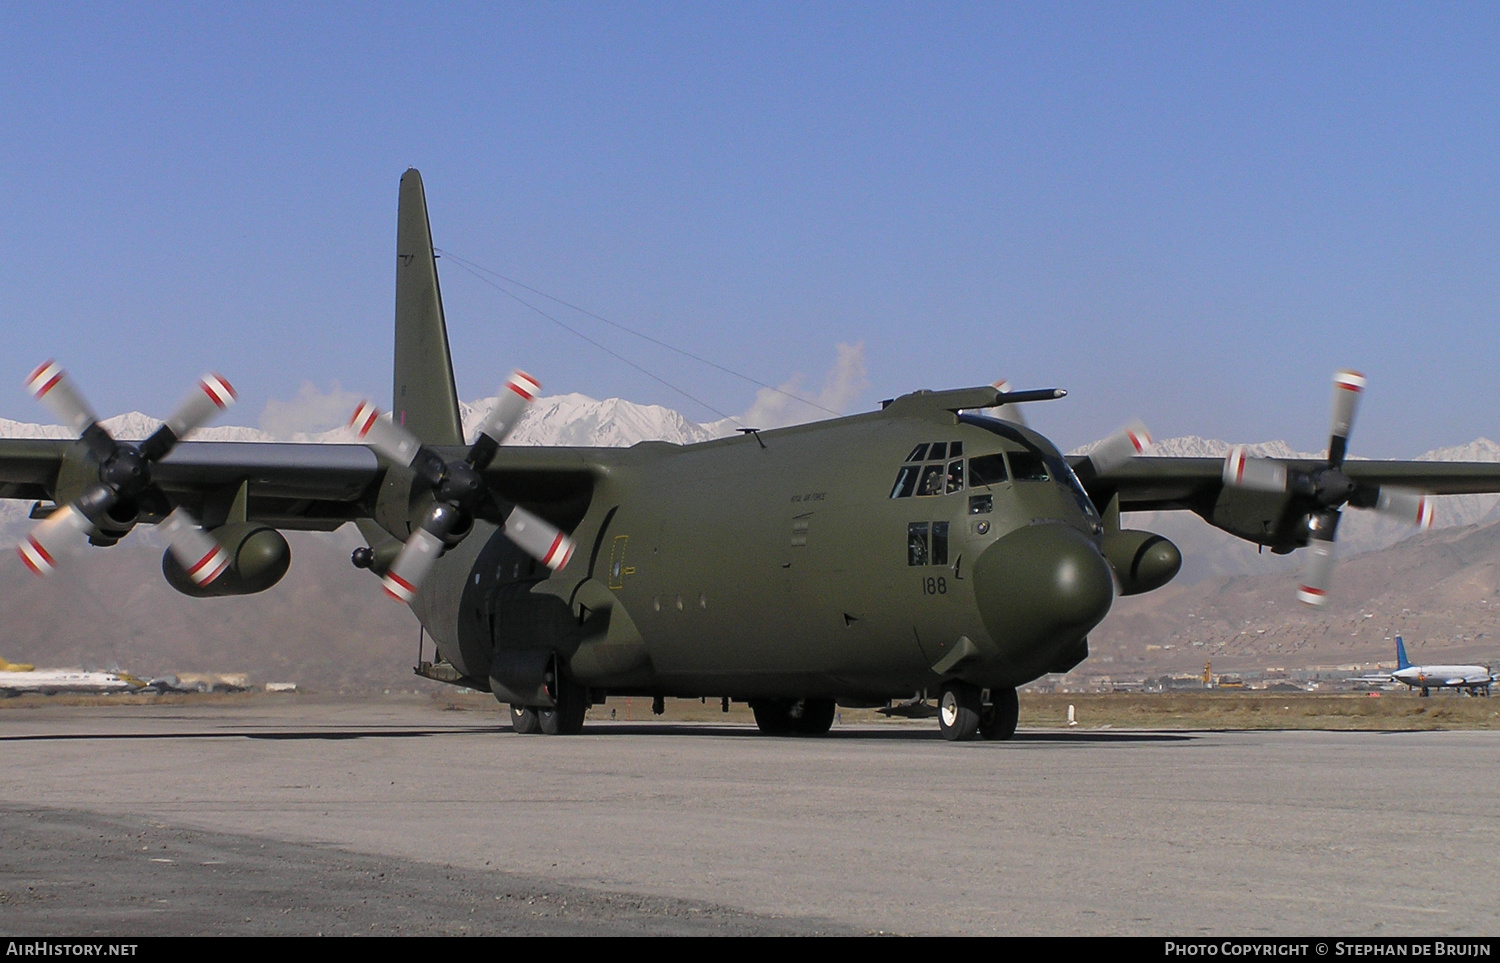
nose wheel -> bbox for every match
[510,704,541,734]
[939,683,1018,741]
[938,682,981,741]
[979,687,1019,741]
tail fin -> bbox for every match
[1396,636,1411,670]
[393,169,464,447]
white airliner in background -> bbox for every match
[0,666,142,695]
[1361,637,1495,696]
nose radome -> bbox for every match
[970,522,1114,669]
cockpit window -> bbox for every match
[968,454,1008,486]
[956,413,1100,520]
[917,464,945,496]
[1009,451,1050,481]
[889,465,920,499]
[891,441,968,497]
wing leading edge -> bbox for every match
[0,438,602,534]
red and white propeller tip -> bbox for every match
[1222,445,1289,492]
[1297,542,1336,608]
[348,402,424,466]
[163,374,237,438]
[26,360,99,435]
[473,371,540,447]
[1375,488,1435,530]
[1330,368,1365,416]
[162,509,231,587]
[505,507,575,571]
[1087,419,1155,476]
[16,505,90,576]
[380,528,445,604]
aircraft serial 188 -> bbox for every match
[7,170,1500,740]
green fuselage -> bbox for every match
[415,405,1116,705]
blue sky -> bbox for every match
[3,3,1498,456]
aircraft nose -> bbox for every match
[970,522,1114,671]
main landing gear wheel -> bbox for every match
[938,682,982,741]
[979,686,1019,741]
[510,704,540,734]
[750,698,836,736]
[537,676,588,735]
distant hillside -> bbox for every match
[1090,517,1500,680]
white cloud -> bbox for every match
[258,381,364,438]
[736,342,869,430]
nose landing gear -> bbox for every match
[938,682,1018,741]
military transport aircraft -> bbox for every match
[7,169,1500,741]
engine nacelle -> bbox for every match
[1099,529,1181,596]
[162,523,291,598]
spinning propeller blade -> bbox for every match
[1220,369,1433,607]
[17,362,236,576]
[1086,419,1155,477]
[160,509,231,587]
[17,505,91,576]
[352,370,574,603]
[1222,445,1288,493]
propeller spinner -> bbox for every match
[18,361,238,583]
[1221,369,1433,606]
[350,370,574,603]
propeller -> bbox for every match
[1220,369,1433,607]
[349,370,575,603]
[1083,419,1154,477]
[17,361,237,582]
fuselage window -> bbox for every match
[1009,451,1050,481]
[889,465,920,499]
[969,494,992,514]
[945,459,964,494]
[969,454,1008,486]
[907,522,929,566]
[931,521,949,565]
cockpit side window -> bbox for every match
[968,454,1008,486]
[905,444,928,463]
[1008,451,1050,481]
[945,459,963,494]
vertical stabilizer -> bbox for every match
[1396,636,1411,670]
[393,169,464,446]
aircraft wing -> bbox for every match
[1074,456,1500,514]
[0,439,600,533]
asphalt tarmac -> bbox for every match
[2,698,1498,936]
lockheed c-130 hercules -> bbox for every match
[8,169,1500,741]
